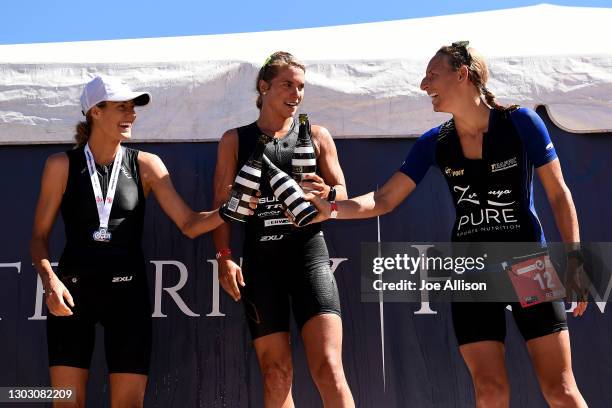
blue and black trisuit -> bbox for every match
[400,107,567,344]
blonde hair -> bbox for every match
[436,43,515,111]
[255,51,305,109]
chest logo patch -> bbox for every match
[445,167,465,177]
[264,218,292,227]
[491,157,518,173]
[121,166,132,179]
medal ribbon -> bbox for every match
[84,143,123,231]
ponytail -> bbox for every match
[481,86,504,111]
[74,102,106,147]
[74,120,91,147]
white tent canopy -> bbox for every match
[1,3,611,144]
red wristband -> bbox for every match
[330,201,338,219]
[215,248,232,259]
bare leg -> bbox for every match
[526,331,587,408]
[459,341,510,408]
[108,373,147,408]
[254,332,295,408]
[50,366,88,408]
[302,314,354,408]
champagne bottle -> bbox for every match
[263,154,318,227]
[221,134,271,222]
[292,113,317,183]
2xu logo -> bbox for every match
[260,235,284,242]
[112,276,133,283]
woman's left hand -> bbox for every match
[565,258,589,317]
[300,174,330,198]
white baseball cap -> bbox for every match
[80,75,151,115]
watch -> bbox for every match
[327,186,337,202]
[330,201,338,219]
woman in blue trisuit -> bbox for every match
[307,43,588,407]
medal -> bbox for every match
[92,227,112,242]
[84,143,123,243]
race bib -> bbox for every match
[504,254,565,308]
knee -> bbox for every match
[542,384,583,408]
[261,361,293,393]
[54,402,86,408]
[472,376,509,407]
[110,390,144,408]
[110,399,144,408]
[311,356,346,390]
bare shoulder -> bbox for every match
[310,124,333,141]
[40,152,69,193]
[137,150,161,166]
[43,152,69,179]
[45,152,69,169]
[219,128,238,149]
[137,151,167,178]
[217,128,239,162]
[310,124,335,153]
[220,128,238,141]
[310,125,331,139]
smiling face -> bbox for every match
[259,65,305,119]
[420,53,464,113]
[90,100,137,142]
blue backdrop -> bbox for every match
[1,107,610,407]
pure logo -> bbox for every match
[454,185,518,233]
[112,276,133,283]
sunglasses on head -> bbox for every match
[451,41,471,65]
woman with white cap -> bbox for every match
[30,75,248,407]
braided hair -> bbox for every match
[436,42,516,111]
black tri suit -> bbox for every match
[47,145,151,374]
[236,120,342,339]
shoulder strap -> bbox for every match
[237,122,258,168]
[437,118,456,142]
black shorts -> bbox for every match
[47,256,151,375]
[241,231,341,339]
[451,301,568,346]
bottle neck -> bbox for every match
[297,119,311,143]
[251,134,271,161]
[262,154,278,175]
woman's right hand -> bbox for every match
[219,258,245,302]
[304,193,332,224]
[44,277,75,316]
